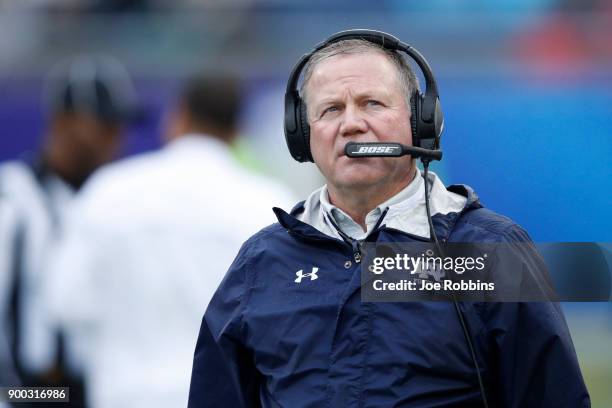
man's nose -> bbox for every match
[339,105,367,137]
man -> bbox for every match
[45,74,295,408]
[0,199,20,392]
[188,31,590,407]
[0,55,138,406]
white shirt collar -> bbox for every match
[297,170,467,240]
[318,170,423,240]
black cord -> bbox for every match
[324,207,390,246]
[422,160,489,408]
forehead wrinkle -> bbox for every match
[306,53,401,105]
[310,75,394,104]
[314,86,392,107]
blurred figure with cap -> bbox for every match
[44,73,294,408]
[41,54,140,189]
[0,54,139,406]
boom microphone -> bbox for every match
[344,142,443,161]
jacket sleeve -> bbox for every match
[188,241,263,408]
[482,225,590,408]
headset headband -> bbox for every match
[284,29,444,162]
[286,29,440,124]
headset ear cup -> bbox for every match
[298,100,313,162]
[418,93,441,151]
[284,92,306,162]
[433,98,443,149]
[410,92,420,148]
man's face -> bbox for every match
[306,51,414,192]
[51,112,123,186]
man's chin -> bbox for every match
[336,157,384,175]
[327,160,413,192]
[331,172,386,191]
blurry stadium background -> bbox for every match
[0,0,610,405]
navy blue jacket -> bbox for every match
[188,185,590,408]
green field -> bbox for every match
[564,304,612,407]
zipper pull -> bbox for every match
[352,240,362,264]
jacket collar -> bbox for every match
[273,204,341,243]
[274,173,482,244]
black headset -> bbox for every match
[284,29,444,163]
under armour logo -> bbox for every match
[295,267,319,283]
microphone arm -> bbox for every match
[344,142,442,161]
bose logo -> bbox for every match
[357,146,398,154]
[295,267,319,283]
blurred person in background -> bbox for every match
[0,55,139,407]
[44,74,295,408]
[0,199,20,394]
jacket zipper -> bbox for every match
[352,240,362,264]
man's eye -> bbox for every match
[366,100,381,106]
[321,106,339,116]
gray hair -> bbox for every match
[299,39,420,114]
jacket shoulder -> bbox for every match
[240,222,290,253]
[454,207,531,242]
[0,161,34,192]
[209,222,289,318]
